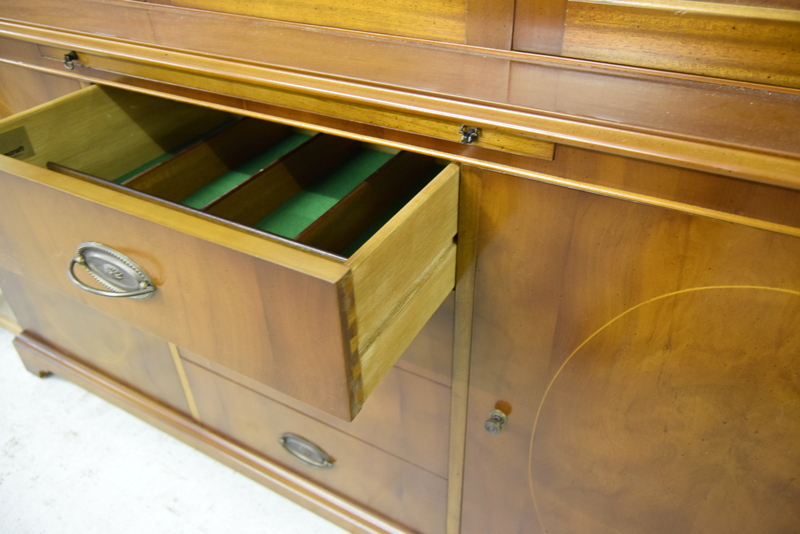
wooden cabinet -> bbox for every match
[0,1,799,533]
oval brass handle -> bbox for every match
[67,242,156,300]
[279,433,334,469]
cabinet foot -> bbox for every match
[13,334,53,378]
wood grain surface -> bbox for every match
[204,134,358,225]
[514,0,800,88]
[0,154,358,420]
[0,85,460,420]
[1,267,191,413]
[178,293,454,478]
[461,167,800,533]
[513,0,570,54]
[393,291,454,388]
[180,353,452,478]
[349,164,459,397]
[297,151,437,254]
[143,0,468,43]
[12,333,417,534]
[562,0,800,88]
[530,286,800,533]
[446,165,482,534]
[183,359,448,534]
[0,85,230,180]
[0,60,84,118]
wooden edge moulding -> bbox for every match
[0,21,798,190]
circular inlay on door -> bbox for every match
[529,287,800,534]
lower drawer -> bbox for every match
[182,359,448,534]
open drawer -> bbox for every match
[0,85,458,420]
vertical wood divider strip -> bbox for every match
[446,165,481,534]
[168,342,201,421]
[124,119,289,202]
[203,134,358,225]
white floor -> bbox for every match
[0,326,347,534]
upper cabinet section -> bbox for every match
[514,0,800,89]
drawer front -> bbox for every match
[183,359,448,534]
[0,267,191,414]
[0,85,458,420]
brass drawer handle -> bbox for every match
[67,242,156,300]
[279,433,334,469]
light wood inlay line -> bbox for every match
[168,342,201,422]
[573,0,800,22]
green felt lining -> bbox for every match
[113,123,440,258]
[180,132,311,208]
[253,148,394,239]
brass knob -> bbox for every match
[484,409,508,435]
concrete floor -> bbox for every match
[0,326,347,534]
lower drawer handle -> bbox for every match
[67,242,156,300]
[279,433,334,469]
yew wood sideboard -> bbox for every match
[0,2,798,533]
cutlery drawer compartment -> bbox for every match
[0,85,458,420]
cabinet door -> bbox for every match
[462,167,800,533]
[513,0,800,89]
